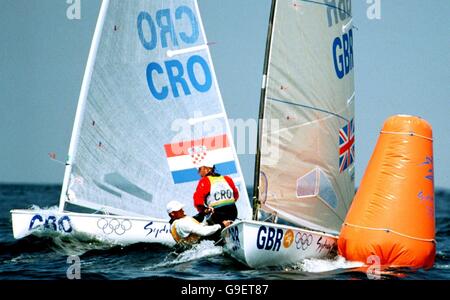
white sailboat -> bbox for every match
[11,0,252,246]
[222,0,355,268]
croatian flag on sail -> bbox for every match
[339,119,355,173]
[164,134,237,184]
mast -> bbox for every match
[252,0,277,220]
[58,0,110,212]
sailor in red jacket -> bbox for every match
[193,162,239,225]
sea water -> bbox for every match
[0,184,448,280]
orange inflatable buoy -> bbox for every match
[338,115,435,269]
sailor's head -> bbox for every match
[197,161,215,178]
[166,200,185,219]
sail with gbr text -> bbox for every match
[255,0,355,235]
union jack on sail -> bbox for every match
[339,119,355,173]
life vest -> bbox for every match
[205,176,235,209]
[170,217,201,245]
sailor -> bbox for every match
[167,200,232,246]
[193,162,239,225]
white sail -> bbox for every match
[59,0,252,220]
[256,0,355,235]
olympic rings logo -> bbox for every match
[97,218,132,235]
[295,232,313,250]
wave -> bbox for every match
[0,235,110,259]
[142,240,223,271]
[294,256,364,273]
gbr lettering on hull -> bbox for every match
[256,226,283,252]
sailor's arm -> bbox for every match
[193,177,211,212]
[186,220,221,237]
[224,176,239,200]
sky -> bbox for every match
[0,0,449,189]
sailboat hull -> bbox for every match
[222,220,337,268]
[11,209,175,247]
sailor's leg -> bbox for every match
[210,204,238,224]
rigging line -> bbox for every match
[264,202,341,234]
[267,97,349,122]
[261,170,343,223]
[298,0,352,18]
[380,131,433,141]
[296,191,345,223]
[263,105,349,135]
[166,44,209,57]
[214,237,224,246]
[343,223,436,243]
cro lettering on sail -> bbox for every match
[137,6,213,101]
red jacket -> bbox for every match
[193,175,239,212]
